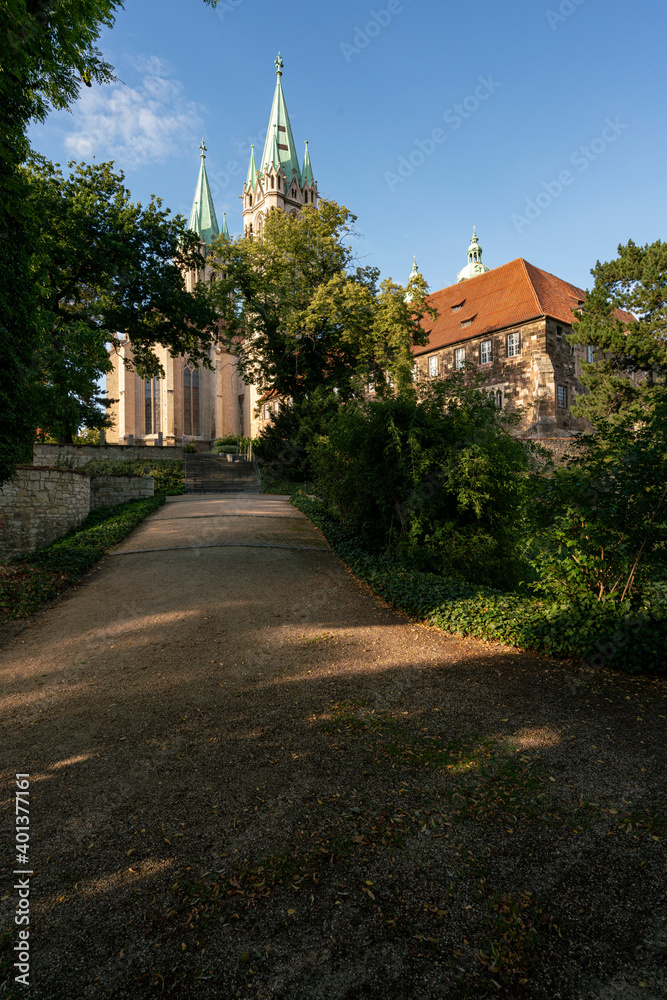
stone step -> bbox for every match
[184,455,260,494]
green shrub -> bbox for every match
[0,496,166,618]
[253,389,342,484]
[292,493,666,675]
[311,375,535,590]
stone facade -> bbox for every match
[414,316,589,437]
[89,475,154,510]
[0,467,90,558]
[34,443,186,468]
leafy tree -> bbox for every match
[0,1,121,481]
[24,155,219,442]
[529,239,667,606]
[570,238,667,429]
[208,201,433,404]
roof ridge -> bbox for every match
[517,257,543,317]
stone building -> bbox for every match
[106,54,316,447]
[412,231,633,439]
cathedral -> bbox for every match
[106,54,317,446]
[107,54,622,449]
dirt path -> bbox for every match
[1,494,665,1000]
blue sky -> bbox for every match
[30,0,665,295]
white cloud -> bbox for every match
[63,55,203,168]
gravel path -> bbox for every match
[1,494,665,1000]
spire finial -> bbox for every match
[199,138,207,157]
[275,52,284,76]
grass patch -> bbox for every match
[292,493,667,675]
[0,495,165,619]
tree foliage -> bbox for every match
[311,372,534,589]
[208,201,433,403]
[23,155,219,442]
[0,0,122,481]
[528,239,667,606]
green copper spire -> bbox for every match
[301,140,314,187]
[245,144,257,189]
[268,125,281,172]
[188,140,219,246]
[259,53,301,182]
[457,226,490,283]
[220,212,230,241]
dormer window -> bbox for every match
[451,300,466,312]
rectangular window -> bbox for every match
[428,355,438,377]
[263,403,270,420]
[454,347,465,369]
[496,390,503,409]
[557,384,568,408]
[587,345,594,363]
[274,401,280,415]
[368,379,375,393]
[412,362,418,381]
[480,340,492,364]
[507,332,521,357]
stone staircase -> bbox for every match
[184,454,261,494]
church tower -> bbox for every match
[456,227,490,282]
[185,140,230,291]
[242,53,318,238]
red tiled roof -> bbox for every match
[414,257,633,354]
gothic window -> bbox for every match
[454,347,465,369]
[248,193,253,207]
[428,355,438,377]
[144,378,161,435]
[507,332,521,357]
[270,176,274,189]
[480,340,492,364]
[183,362,200,436]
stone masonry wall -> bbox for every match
[33,443,185,469]
[89,475,154,510]
[0,467,90,558]
[414,317,592,438]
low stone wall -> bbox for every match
[0,467,90,559]
[33,443,185,469]
[90,475,154,510]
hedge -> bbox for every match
[0,495,166,618]
[292,494,667,675]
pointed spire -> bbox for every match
[302,140,314,187]
[220,212,230,241]
[259,53,301,183]
[245,144,257,189]
[188,139,219,245]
